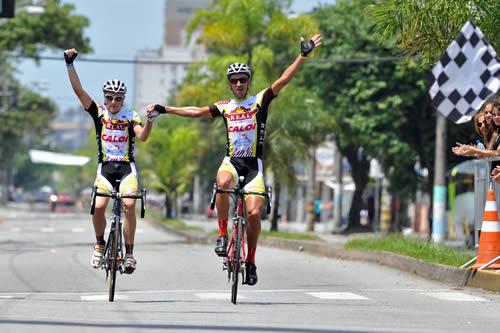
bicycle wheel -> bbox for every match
[231,217,243,304]
[108,219,120,302]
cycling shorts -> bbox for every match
[217,157,265,197]
[95,162,138,193]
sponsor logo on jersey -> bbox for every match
[228,123,257,132]
[101,134,128,143]
[224,106,258,121]
[101,118,128,130]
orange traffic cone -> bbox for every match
[471,189,500,269]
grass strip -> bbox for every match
[345,234,474,267]
[148,209,203,232]
[261,230,321,240]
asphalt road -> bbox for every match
[1,204,500,333]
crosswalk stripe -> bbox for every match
[306,292,369,300]
[420,292,488,302]
[195,293,247,300]
[81,294,128,301]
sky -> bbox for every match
[16,0,336,112]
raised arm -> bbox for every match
[64,48,92,110]
[146,104,213,119]
[270,33,322,95]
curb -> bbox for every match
[259,236,500,293]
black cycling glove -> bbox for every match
[300,39,315,57]
[154,104,167,114]
[64,51,78,65]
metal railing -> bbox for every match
[461,157,500,269]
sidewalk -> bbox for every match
[169,214,500,293]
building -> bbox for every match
[134,0,210,113]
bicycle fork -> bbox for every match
[103,214,124,280]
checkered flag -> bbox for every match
[428,19,500,124]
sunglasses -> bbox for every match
[229,77,249,85]
[104,95,124,102]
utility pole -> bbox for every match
[306,146,317,232]
[432,113,447,242]
[332,141,343,232]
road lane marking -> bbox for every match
[195,293,247,300]
[0,296,14,299]
[72,227,85,233]
[420,292,488,302]
[306,292,369,300]
[136,228,144,234]
[81,294,128,301]
[10,227,21,232]
[41,227,55,233]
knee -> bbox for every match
[123,201,136,214]
[247,207,262,220]
[217,177,233,189]
[94,203,107,214]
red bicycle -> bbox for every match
[210,176,271,304]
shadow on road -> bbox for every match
[0,320,370,332]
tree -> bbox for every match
[301,0,477,231]
[139,117,207,218]
[365,0,499,68]
[0,0,91,203]
[0,0,91,57]
[365,0,498,238]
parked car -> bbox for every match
[49,193,76,211]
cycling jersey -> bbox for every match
[85,101,142,163]
[209,88,276,158]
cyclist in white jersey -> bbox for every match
[146,34,321,285]
[64,48,154,274]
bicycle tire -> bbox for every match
[108,219,120,302]
[231,216,243,304]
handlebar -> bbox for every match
[210,182,272,215]
[90,186,147,218]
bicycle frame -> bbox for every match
[90,183,146,302]
[225,196,247,280]
[210,176,271,304]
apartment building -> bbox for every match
[134,0,210,113]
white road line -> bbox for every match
[10,227,21,232]
[136,228,144,234]
[0,296,14,299]
[72,227,85,233]
[41,227,55,233]
[420,292,488,302]
[307,292,370,300]
[81,294,128,301]
[195,293,247,300]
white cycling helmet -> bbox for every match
[227,63,251,79]
[103,79,127,94]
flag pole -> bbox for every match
[432,112,447,243]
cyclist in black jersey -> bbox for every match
[64,48,155,274]
[146,34,322,285]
